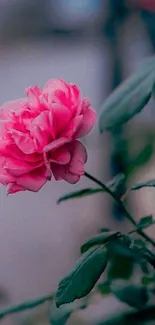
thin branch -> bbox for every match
[84,171,155,248]
[0,294,53,319]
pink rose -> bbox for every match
[0,79,96,193]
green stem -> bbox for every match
[0,293,53,319]
[129,221,155,235]
[84,171,155,248]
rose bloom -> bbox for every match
[0,79,96,193]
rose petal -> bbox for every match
[51,140,87,183]
[0,99,26,119]
[29,111,54,151]
[69,84,82,116]
[63,115,83,138]
[51,164,80,183]
[51,164,63,180]
[26,86,42,110]
[50,147,71,165]
[44,137,70,153]
[30,111,53,135]
[0,157,15,185]
[0,143,42,163]
[75,100,96,138]
[7,183,25,194]
[51,103,72,135]
[43,79,81,117]
[0,120,10,134]
[10,129,36,154]
[68,140,87,175]
[4,157,43,177]
[44,79,68,93]
[43,79,69,108]
[0,173,14,185]
[16,167,48,192]
[0,139,12,153]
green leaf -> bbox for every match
[57,174,125,204]
[131,180,155,191]
[112,283,149,309]
[97,281,111,295]
[133,239,146,248]
[107,239,143,280]
[110,240,142,260]
[57,188,104,203]
[141,276,154,286]
[137,215,153,230]
[140,261,149,275]
[99,56,155,132]
[120,235,132,247]
[56,246,108,307]
[107,257,133,281]
[107,173,125,194]
[107,253,134,281]
[132,240,149,274]
[81,231,120,254]
[50,301,79,325]
[99,228,110,233]
[98,305,155,325]
[145,255,155,269]
[127,142,153,176]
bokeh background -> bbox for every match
[0,0,155,324]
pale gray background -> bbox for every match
[0,2,154,324]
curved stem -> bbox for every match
[84,171,155,248]
[0,294,53,320]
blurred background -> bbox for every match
[0,0,155,324]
